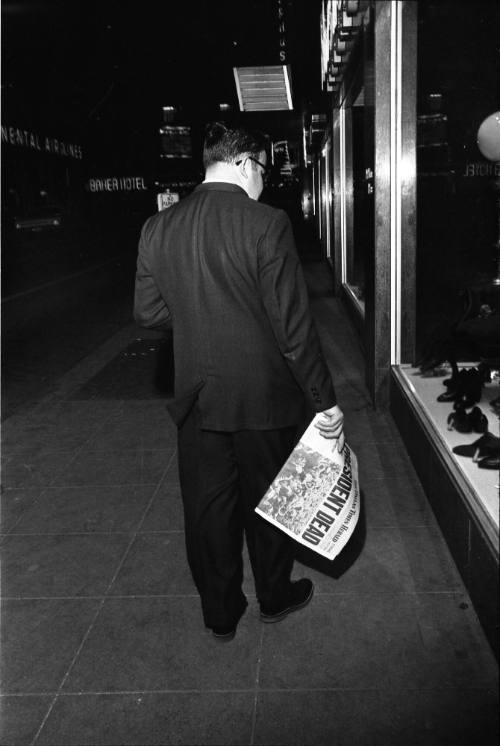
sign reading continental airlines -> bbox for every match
[1,125,83,159]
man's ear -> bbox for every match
[237,156,249,180]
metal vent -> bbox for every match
[233,65,293,112]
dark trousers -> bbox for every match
[177,407,303,628]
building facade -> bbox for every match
[307,0,499,656]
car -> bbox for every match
[14,206,62,231]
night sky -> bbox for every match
[2,0,324,170]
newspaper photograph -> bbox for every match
[255,414,360,560]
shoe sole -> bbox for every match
[212,630,236,642]
[260,583,314,624]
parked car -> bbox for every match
[14,206,62,231]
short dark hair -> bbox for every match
[203,121,269,169]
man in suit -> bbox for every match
[134,122,344,641]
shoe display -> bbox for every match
[437,368,483,407]
[260,579,314,623]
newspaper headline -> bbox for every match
[255,414,360,560]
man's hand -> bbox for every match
[314,404,345,452]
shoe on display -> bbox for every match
[438,389,460,403]
[260,579,314,623]
[419,357,447,374]
[421,365,450,378]
[447,404,489,434]
[447,405,471,433]
[456,368,483,408]
[468,406,489,434]
[453,432,500,460]
[477,454,500,470]
[438,368,483,407]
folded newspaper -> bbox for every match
[255,414,360,560]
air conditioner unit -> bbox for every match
[233,65,293,112]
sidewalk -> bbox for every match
[1,260,498,746]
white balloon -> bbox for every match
[477,111,500,161]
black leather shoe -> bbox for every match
[456,368,483,408]
[437,368,467,401]
[419,356,446,374]
[438,390,459,403]
[447,406,488,434]
[209,598,248,641]
[438,368,483,406]
[468,406,488,434]
[453,432,500,459]
[447,405,471,433]
[477,454,500,470]
[211,626,236,642]
[260,579,314,623]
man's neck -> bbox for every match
[203,162,240,186]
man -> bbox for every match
[134,122,344,641]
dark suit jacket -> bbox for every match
[134,181,336,430]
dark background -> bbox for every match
[1,0,325,418]
[2,0,324,294]
[2,0,324,172]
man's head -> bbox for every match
[203,121,270,200]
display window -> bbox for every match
[397,0,499,542]
[319,138,333,259]
[319,0,497,653]
[338,10,374,316]
[344,55,374,311]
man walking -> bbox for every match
[134,121,344,640]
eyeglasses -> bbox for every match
[236,156,269,180]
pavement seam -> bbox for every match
[250,624,265,746]
[4,684,496,697]
[29,448,177,746]
[1,590,466,602]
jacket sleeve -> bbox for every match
[133,218,172,330]
[258,210,336,411]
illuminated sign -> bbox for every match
[157,191,180,211]
[159,125,192,158]
[463,162,500,177]
[277,0,287,62]
[1,125,83,159]
[87,176,148,192]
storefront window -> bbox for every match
[320,138,332,259]
[403,0,500,534]
[342,12,374,313]
[415,0,500,364]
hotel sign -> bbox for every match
[1,124,83,159]
[87,176,148,193]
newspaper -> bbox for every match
[255,414,360,560]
